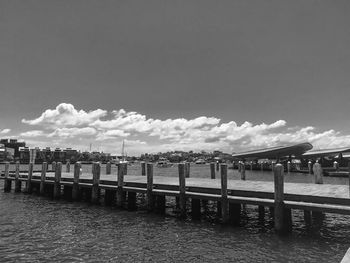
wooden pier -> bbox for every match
[1,161,350,235]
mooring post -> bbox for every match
[185,162,190,178]
[146,163,154,211]
[39,162,47,195]
[210,162,215,179]
[240,162,246,180]
[14,161,21,192]
[216,161,219,172]
[261,162,264,171]
[66,161,70,173]
[313,162,323,184]
[308,161,312,174]
[52,161,56,172]
[117,163,126,208]
[91,162,101,204]
[26,162,34,194]
[274,163,285,234]
[178,163,186,218]
[53,162,62,199]
[4,162,11,192]
[106,162,111,175]
[287,161,291,174]
[72,162,81,201]
[221,163,229,223]
[141,162,146,176]
[250,161,253,171]
[334,161,339,172]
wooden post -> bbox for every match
[287,161,291,174]
[53,162,62,199]
[72,162,81,201]
[240,162,246,180]
[221,164,229,223]
[106,162,111,175]
[178,163,186,218]
[261,162,264,171]
[185,162,190,178]
[334,161,339,172]
[66,161,71,173]
[4,162,11,192]
[52,161,56,172]
[146,163,154,211]
[91,162,101,204]
[40,162,47,195]
[26,163,34,194]
[141,162,146,176]
[216,161,219,171]
[274,163,285,234]
[117,163,126,208]
[313,162,323,184]
[14,161,21,192]
[250,161,253,171]
[308,161,312,174]
[210,162,215,179]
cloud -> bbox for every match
[19,103,350,154]
[0,129,11,134]
[22,103,107,127]
[20,130,44,137]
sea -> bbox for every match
[0,163,349,262]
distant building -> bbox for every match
[0,139,26,158]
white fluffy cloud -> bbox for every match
[0,129,11,134]
[19,103,350,154]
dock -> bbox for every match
[1,161,350,235]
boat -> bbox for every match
[157,157,173,168]
[195,158,206,164]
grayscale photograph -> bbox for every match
[1,0,350,262]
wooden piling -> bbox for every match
[117,163,126,208]
[308,161,312,174]
[216,161,219,171]
[4,162,11,192]
[26,163,34,194]
[178,163,186,218]
[53,162,62,199]
[240,162,246,180]
[210,162,215,179]
[39,162,47,195]
[66,161,71,173]
[313,162,323,184]
[185,162,190,178]
[72,162,81,201]
[106,162,111,175]
[141,162,146,176]
[146,163,154,211]
[14,161,21,192]
[274,163,286,234]
[287,161,291,174]
[221,164,229,223]
[334,161,339,172]
[91,162,101,204]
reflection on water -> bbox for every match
[1,163,350,262]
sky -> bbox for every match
[0,0,350,155]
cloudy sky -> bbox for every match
[1,0,350,155]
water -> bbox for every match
[1,163,350,262]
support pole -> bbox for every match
[210,162,215,179]
[274,163,286,234]
[72,162,81,201]
[106,162,111,175]
[240,162,246,180]
[91,162,101,204]
[4,162,11,192]
[185,162,190,178]
[117,163,126,208]
[53,162,62,199]
[141,162,146,176]
[66,161,70,173]
[308,161,312,174]
[178,163,186,218]
[287,161,291,174]
[221,164,229,223]
[313,162,323,184]
[26,163,34,194]
[146,163,154,211]
[52,161,56,172]
[39,162,47,195]
[14,161,21,192]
